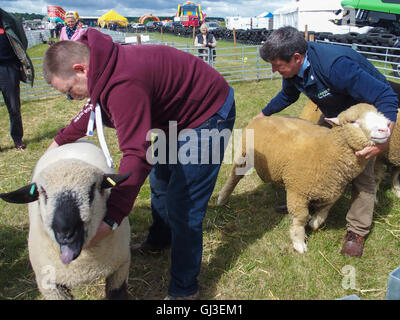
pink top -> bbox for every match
[59,25,86,41]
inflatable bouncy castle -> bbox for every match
[47,5,66,23]
[174,1,206,27]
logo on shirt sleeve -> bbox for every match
[317,88,331,99]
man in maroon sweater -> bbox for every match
[42,28,235,299]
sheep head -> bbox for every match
[0,159,131,265]
[325,104,391,151]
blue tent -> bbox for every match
[257,11,274,18]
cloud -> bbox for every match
[2,0,293,17]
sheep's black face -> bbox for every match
[52,191,85,265]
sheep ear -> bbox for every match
[0,183,39,204]
[324,117,340,126]
[101,172,132,189]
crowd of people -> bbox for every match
[0,7,399,300]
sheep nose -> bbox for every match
[378,127,390,135]
[55,228,79,245]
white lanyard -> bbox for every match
[86,99,114,168]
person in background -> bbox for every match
[59,11,85,41]
[0,8,34,150]
[55,22,63,38]
[46,20,56,38]
[256,26,398,258]
[194,23,217,63]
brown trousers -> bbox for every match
[318,115,375,237]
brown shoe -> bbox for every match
[340,231,365,258]
[275,204,288,214]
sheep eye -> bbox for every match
[89,183,96,205]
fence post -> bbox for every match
[233,28,238,60]
[384,47,389,77]
[257,46,260,81]
[242,46,245,80]
[304,25,308,41]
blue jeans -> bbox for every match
[147,103,236,297]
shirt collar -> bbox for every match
[297,52,310,79]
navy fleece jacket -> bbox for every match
[262,42,398,122]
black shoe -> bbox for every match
[14,141,26,150]
[131,241,169,254]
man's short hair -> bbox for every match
[260,26,307,62]
[43,40,90,83]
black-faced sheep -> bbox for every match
[217,104,391,253]
[0,140,131,300]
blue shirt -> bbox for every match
[297,53,310,79]
[262,42,398,122]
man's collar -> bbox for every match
[297,52,310,79]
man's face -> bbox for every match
[51,65,88,100]
[269,53,304,79]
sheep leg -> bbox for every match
[287,192,309,253]
[217,165,247,206]
[105,260,130,300]
[217,153,250,206]
[37,280,73,300]
[308,203,335,231]
[374,158,386,203]
[391,167,400,198]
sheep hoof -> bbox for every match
[391,168,400,198]
[217,194,227,206]
[293,241,307,254]
[308,216,323,231]
[106,282,129,300]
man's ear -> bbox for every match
[292,52,303,64]
[72,63,88,75]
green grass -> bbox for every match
[0,35,400,300]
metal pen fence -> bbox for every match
[2,29,400,105]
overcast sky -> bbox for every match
[1,0,295,18]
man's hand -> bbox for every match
[46,140,59,153]
[84,221,113,249]
[253,112,265,120]
[355,141,389,159]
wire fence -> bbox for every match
[1,29,400,105]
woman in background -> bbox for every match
[60,11,85,41]
[194,23,217,63]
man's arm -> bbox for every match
[330,57,398,123]
[259,79,301,117]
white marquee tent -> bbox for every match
[273,0,370,34]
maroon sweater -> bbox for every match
[54,28,230,225]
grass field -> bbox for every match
[0,35,400,300]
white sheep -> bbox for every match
[300,100,400,199]
[0,140,131,300]
[217,104,391,253]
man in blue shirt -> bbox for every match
[257,26,398,258]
